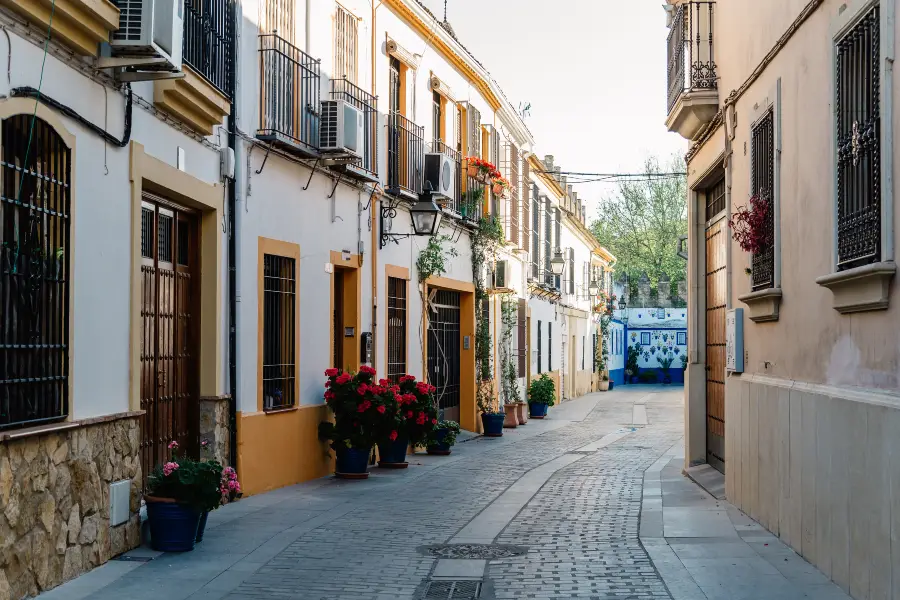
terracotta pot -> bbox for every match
[503,404,519,428]
[515,401,528,425]
[492,183,504,195]
[466,163,480,179]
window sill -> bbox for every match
[263,406,300,415]
[815,261,897,314]
[738,287,782,323]
[0,410,144,444]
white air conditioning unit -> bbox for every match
[320,100,364,158]
[424,153,456,199]
[493,260,509,289]
[109,0,183,71]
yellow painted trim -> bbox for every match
[385,264,410,280]
[1,0,118,56]
[257,238,302,413]
[425,276,477,431]
[0,99,76,420]
[129,141,224,412]
[329,251,362,372]
[236,406,334,496]
[381,0,501,111]
[154,66,231,136]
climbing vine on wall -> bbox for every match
[471,217,505,414]
[500,295,521,406]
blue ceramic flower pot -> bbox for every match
[377,435,409,464]
[146,499,202,552]
[195,511,209,543]
[529,403,549,419]
[335,447,370,474]
[481,413,505,437]
[427,428,453,455]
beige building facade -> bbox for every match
[668,0,900,597]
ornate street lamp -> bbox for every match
[550,250,566,276]
[409,183,443,236]
[588,279,600,297]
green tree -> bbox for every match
[590,155,687,293]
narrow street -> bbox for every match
[39,387,848,600]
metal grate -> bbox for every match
[183,0,235,98]
[667,1,717,112]
[257,34,321,156]
[543,197,552,286]
[705,176,726,221]
[387,111,425,197]
[263,254,297,410]
[751,110,775,290]
[537,321,542,374]
[423,581,480,600]
[330,78,379,177]
[386,276,407,383]
[0,115,71,431]
[157,213,173,263]
[836,5,881,270]
[531,189,540,279]
[334,3,358,84]
[432,91,442,143]
[432,140,466,218]
[111,0,143,42]
[428,290,461,420]
[141,207,154,258]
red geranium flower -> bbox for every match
[324,391,336,401]
[325,368,339,377]
[406,410,414,418]
[357,400,371,413]
[428,385,436,393]
[357,383,369,395]
[391,385,401,393]
[379,378,391,387]
[416,382,429,394]
[431,418,438,425]
[416,412,426,425]
[389,430,398,441]
[336,373,351,385]
[325,380,331,388]
[377,405,386,414]
[359,365,376,376]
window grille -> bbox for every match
[537,321,542,374]
[183,0,234,97]
[263,254,297,410]
[334,3,358,84]
[259,0,294,40]
[836,5,881,269]
[531,189,540,279]
[521,160,531,253]
[706,177,726,221]
[433,91,442,143]
[1,115,70,430]
[386,277,407,383]
[751,110,775,290]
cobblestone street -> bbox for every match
[39,387,848,600]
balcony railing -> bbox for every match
[386,112,425,198]
[183,0,235,98]
[432,141,479,221]
[330,78,378,179]
[667,1,716,113]
[257,34,321,157]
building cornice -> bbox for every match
[528,155,566,200]
[382,0,501,111]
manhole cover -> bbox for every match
[421,544,527,560]
[423,580,481,599]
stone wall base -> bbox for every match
[0,414,142,600]
[199,396,231,466]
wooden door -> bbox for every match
[705,217,727,473]
[140,197,200,489]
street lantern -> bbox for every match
[619,298,627,311]
[588,279,599,297]
[550,250,566,276]
[409,184,443,236]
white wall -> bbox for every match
[1,32,224,420]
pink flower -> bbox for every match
[224,466,237,480]
[162,461,179,476]
[227,479,239,491]
[325,368,340,377]
[389,430,398,441]
[200,439,209,448]
[376,405,386,414]
[167,440,179,450]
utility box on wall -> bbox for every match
[726,308,744,373]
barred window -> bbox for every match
[0,115,70,430]
[706,177,726,222]
[260,0,294,39]
[386,276,407,383]
[263,254,297,410]
[751,110,775,290]
[537,321,542,374]
[836,5,881,270]
[334,3,358,84]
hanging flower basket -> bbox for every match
[466,157,497,185]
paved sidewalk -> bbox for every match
[37,386,846,600]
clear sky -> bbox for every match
[418,0,686,216]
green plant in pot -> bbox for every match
[319,366,394,479]
[145,440,229,552]
[626,345,641,383]
[427,419,461,455]
[528,374,556,419]
[461,188,483,219]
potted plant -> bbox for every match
[318,366,391,479]
[194,439,242,543]
[503,400,518,428]
[461,188,483,219]
[599,373,610,392]
[466,157,498,184]
[427,420,461,455]
[659,352,674,384]
[478,382,505,437]
[528,374,556,419]
[491,176,511,199]
[378,375,438,468]
[144,441,224,552]
[626,345,641,383]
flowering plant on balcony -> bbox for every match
[318,366,397,452]
[491,175,511,199]
[728,194,772,254]
[466,157,499,183]
[593,291,616,315]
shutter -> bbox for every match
[568,249,575,295]
[517,298,526,377]
[509,143,519,246]
[521,159,530,252]
[554,208,562,289]
[543,198,552,285]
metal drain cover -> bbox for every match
[423,580,481,599]
[421,543,527,560]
